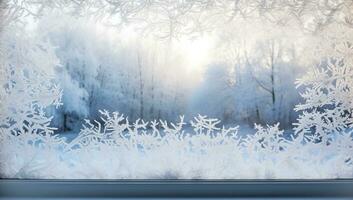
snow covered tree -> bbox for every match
[190,63,236,123]
[37,16,103,131]
[250,37,303,126]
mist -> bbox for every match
[17,12,317,132]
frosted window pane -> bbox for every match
[0,0,352,179]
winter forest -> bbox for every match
[0,0,353,179]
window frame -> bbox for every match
[1,179,353,198]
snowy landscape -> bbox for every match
[0,0,353,179]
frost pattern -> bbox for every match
[1,28,353,180]
[0,27,64,178]
[1,108,353,179]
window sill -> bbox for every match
[1,179,353,198]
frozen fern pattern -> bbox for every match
[294,39,353,144]
[1,109,352,178]
[0,27,64,178]
[0,21,353,180]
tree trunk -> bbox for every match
[269,40,276,121]
[63,113,68,132]
[137,52,144,119]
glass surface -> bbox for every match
[0,0,352,179]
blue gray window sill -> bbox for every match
[1,179,353,198]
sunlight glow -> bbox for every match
[178,35,215,74]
